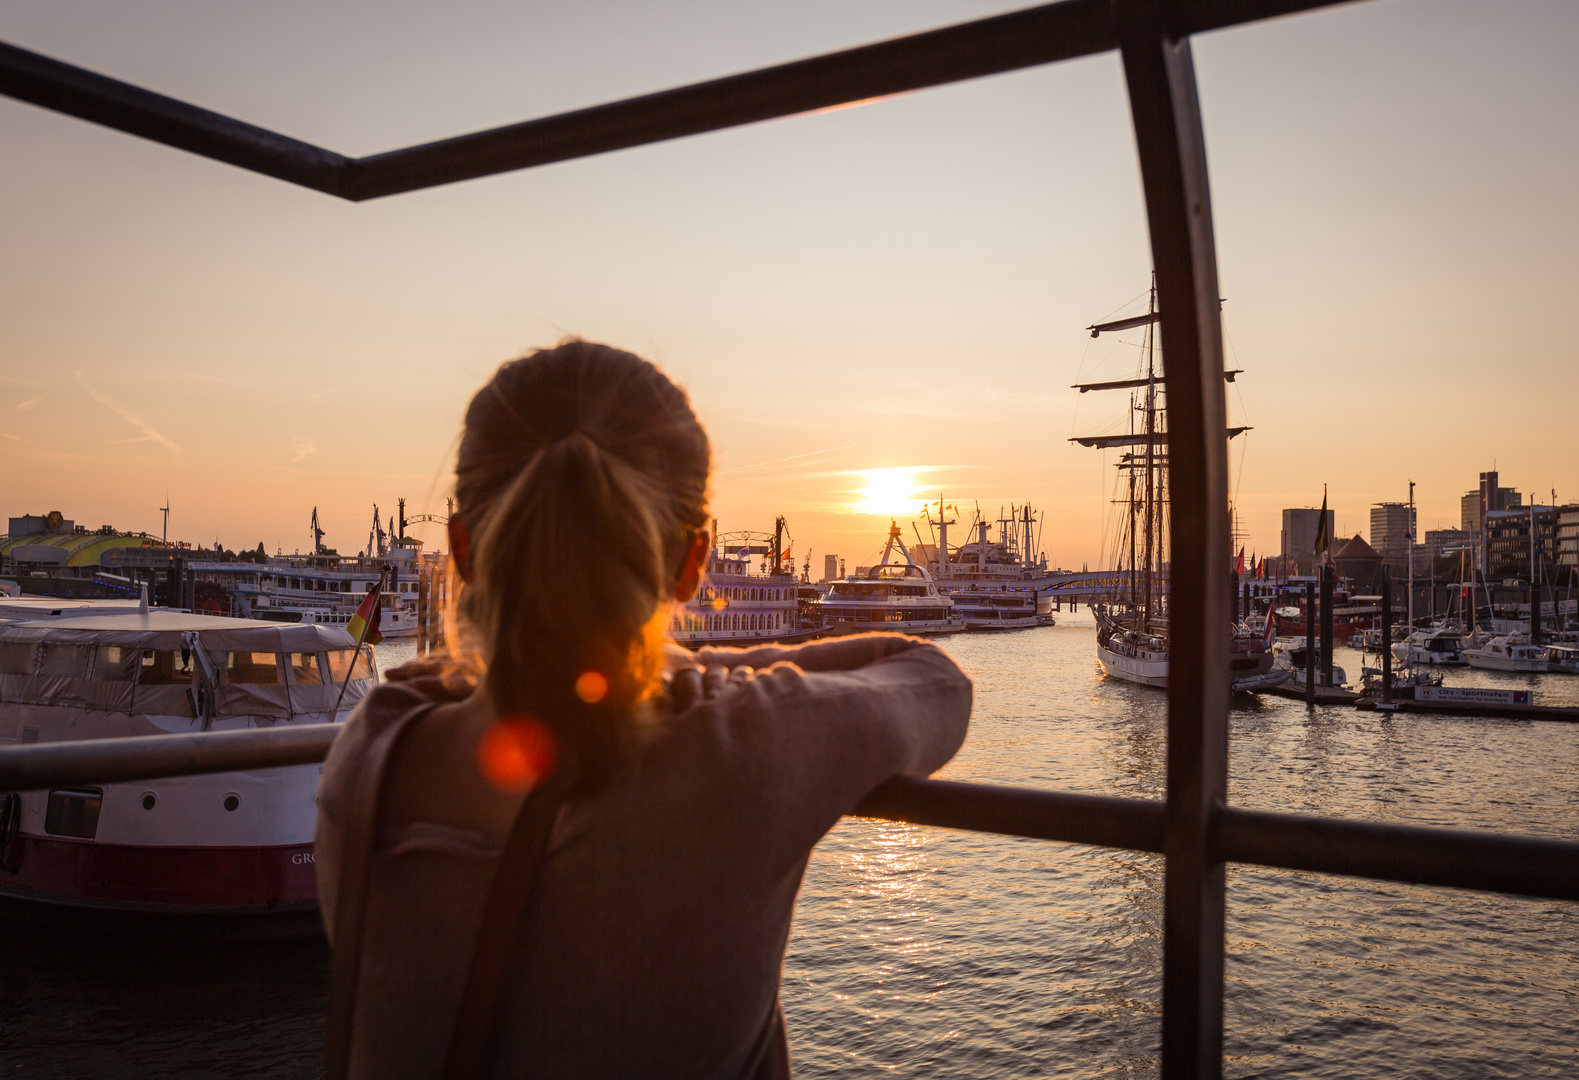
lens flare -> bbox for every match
[476,715,557,794]
[711,597,727,610]
[575,670,609,704]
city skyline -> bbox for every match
[3,0,1576,570]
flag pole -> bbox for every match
[334,566,386,714]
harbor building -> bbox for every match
[1424,528,1471,561]
[1,511,174,598]
[1369,502,1415,569]
[1560,506,1579,574]
[1280,507,1334,576]
[1464,471,1522,541]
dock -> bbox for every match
[1356,698,1579,723]
[1259,683,1364,705]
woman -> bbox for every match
[315,340,972,1079]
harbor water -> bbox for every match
[2,613,1575,1078]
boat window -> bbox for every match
[326,646,376,683]
[0,643,36,676]
[226,651,282,685]
[92,645,138,681]
[38,645,93,678]
[288,653,323,685]
[44,787,102,839]
[139,649,194,685]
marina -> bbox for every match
[3,0,1577,1075]
[3,622,1576,1075]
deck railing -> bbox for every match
[4,2,1577,1076]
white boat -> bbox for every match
[1546,642,1579,675]
[950,585,1049,632]
[1096,617,1170,686]
[1463,636,1548,673]
[0,605,374,934]
[1274,639,1350,689]
[1392,627,1468,667]
[112,506,439,638]
[814,522,965,636]
[670,521,815,648]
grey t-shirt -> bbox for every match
[316,633,972,1079]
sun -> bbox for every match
[851,467,927,516]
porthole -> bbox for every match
[222,793,241,812]
[141,792,157,811]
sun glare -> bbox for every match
[851,467,926,516]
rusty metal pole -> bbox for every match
[1381,574,1393,704]
[1118,5,1230,1074]
[1305,581,1317,706]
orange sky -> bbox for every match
[3,0,1575,572]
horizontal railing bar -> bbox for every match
[857,775,1166,851]
[0,40,349,196]
[0,0,1356,202]
[0,725,338,789]
[1214,805,1579,902]
[12,728,1567,904]
[346,0,1117,200]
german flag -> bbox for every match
[347,575,385,645]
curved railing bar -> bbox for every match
[0,0,1355,202]
[1116,2,1232,1073]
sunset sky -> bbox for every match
[3,0,1575,573]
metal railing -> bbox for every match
[3,2,1577,1076]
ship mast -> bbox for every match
[1141,276,1157,628]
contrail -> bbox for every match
[291,436,317,463]
[76,372,180,454]
[716,445,854,476]
[15,395,44,412]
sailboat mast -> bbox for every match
[1141,279,1157,627]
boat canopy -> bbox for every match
[0,610,357,652]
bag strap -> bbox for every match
[441,774,569,1080]
[324,702,441,1080]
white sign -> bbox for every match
[1416,686,1533,706]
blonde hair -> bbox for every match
[450,340,710,788]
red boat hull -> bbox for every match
[0,836,320,935]
[1275,614,1374,641]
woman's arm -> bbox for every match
[694,632,927,674]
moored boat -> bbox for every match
[0,607,375,935]
[814,522,964,636]
[1393,627,1468,667]
[670,520,815,647]
[1463,635,1548,673]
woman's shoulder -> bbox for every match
[320,660,479,815]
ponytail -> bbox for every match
[448,341,709,789]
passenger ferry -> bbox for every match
[671,523,816,648]
[0,600,374,934]
[814,523,965,636]
[104,507,436,638]
[915,498,1061,617]
[949,584,1050,632]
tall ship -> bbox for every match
[814,522,965,636]
[0,595,376,934]
[670,519,817,648]
[1073,282,1282,692]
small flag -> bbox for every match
[1263,608,1278,649]
[1313,486,1330,565]
[347,577,385,645]
[1235,547,1245,575]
